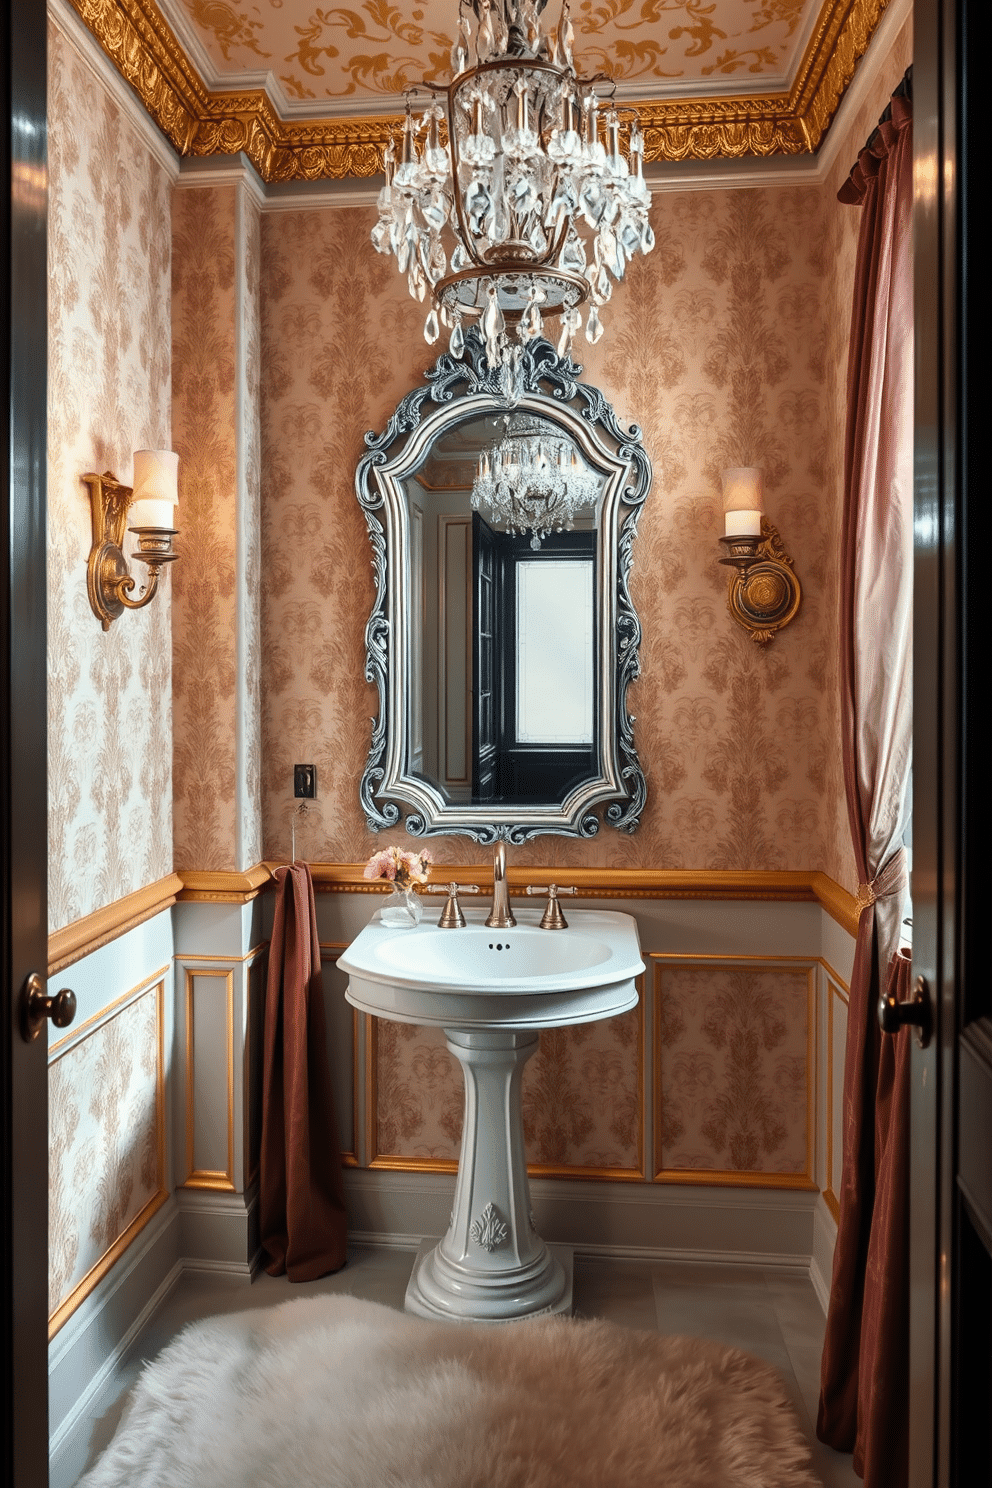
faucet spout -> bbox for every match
[485,842,516,929]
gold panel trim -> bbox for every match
[825,967,849,1208]
[653,1169,818,1191]
[821,960,852,999]
[49,978,168,1336]
[48,1190,170,1338]
[652,956,818,1191]
[48,872,183,974]
[242,946,267,1190]
[183,967,236,1190]
[68,0,887,178]
[176,943,269,965]
[47,963,170,1059]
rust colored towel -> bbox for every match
[260,862,347,1281]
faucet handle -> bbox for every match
[427,881,480,929]
[525,883,578,930]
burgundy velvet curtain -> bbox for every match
[817,91,913,1485]
[260,862,348,1281]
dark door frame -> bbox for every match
[911,2,987,1485]
[2,0,50,1481]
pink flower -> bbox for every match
[364,845,433,887]
[363,850,396,882]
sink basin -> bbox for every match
[339,906,643,1030]
[339,902,643,1325]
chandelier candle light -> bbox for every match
[371,0,654,374]
[472,413,599,547]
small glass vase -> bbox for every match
[379,884,423,928]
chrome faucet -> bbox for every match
[485,842,516,929]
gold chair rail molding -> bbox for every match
[48,867,860,973]
[48,872,184,975]
[66,0,889,178]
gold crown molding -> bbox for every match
[69,0,886,179]
[791,0,890,150]
[48,871,184,975]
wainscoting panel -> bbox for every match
[652,956,816,1189]
[49,971,168,1334]
[184,967,235,1189]
[47,906,177,1352]
[365,989,644,1178]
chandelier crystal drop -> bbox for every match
[371,0,654,372]
[471,414,600,548]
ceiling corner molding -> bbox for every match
[791,0,891,152]
[67,0,887,178]
[68,0,204,153]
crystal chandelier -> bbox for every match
[471,414,600,548]
[371,0,654,374]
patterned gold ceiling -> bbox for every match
[67,0,888,179]
[163,0,820,108]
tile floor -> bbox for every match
[57,1247,859,1487]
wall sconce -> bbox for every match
[83,450,179,631]
[717,467,801,644]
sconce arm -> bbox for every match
[83,471,178,630]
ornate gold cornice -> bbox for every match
[68,0,888,178]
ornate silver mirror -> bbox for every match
[356,331,650,843]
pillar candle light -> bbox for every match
[720,466,763,539]
[129,449,179,530]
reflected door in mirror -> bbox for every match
[471,516,596,805]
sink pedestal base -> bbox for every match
[404,1028,571,1323]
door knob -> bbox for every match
[21,971,77,1043]
[878,972,932,1048]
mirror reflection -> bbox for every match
[407,411,602,807]
[356,332,650,843]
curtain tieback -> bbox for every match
[856,847,908,914]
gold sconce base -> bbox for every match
[84,472,178,630]
[718,521,801,644]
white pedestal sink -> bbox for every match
[339,906,643,1323]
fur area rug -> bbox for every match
[81,1294,820,1488]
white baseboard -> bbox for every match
[49,1201,181,1461]
[809,1196,838,1315]
[175,1182,259,1269]
[342,1169,820,1264]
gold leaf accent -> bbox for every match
[67,0,889,177]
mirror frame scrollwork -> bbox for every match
[355,329,650,844]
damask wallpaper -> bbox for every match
[49,982,164,1321]
[374,1008,642,1170]
[656,963,810,1176]
[47,18,174,933]
[172,179,264,872]
[260,183,851,882]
